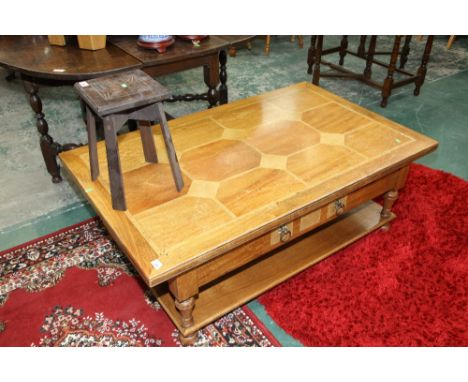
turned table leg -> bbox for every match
[357,35,367,57]
[204,54,220,109]
[175,297,197,346]
[381,35,402,108]
[380,189,398,231]
[339,35,348,65]
[399,35,412,69]
[219,49,228,105]
[169,273,199,346]
[414,35,434,96]
[364,35,377,79]
[22,79,63,183]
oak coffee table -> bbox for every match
[60,83,438,345]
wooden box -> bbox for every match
[77,35,107,50]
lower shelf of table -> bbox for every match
[154,201,394,337]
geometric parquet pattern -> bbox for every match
[71,83,416,267]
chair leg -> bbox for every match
[154,103,184,192]
[138,120,158,163]
[264,36,271,55]
[297,35,304,48]
[103,117,126,211]
[447,35,456,49]
[86,106,99,181]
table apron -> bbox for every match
[142,53,219,78]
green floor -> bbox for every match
[1,36,467,346]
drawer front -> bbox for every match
[191,167,407,287]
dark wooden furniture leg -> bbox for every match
[357,35,367,57]
[381,36,402,108]
[307,35,317,74]
[219,49,228,105]
[399,35,412,69]
[22,79,62,183]
[86,106,99,181]
[204,54,220,108]
[103,116,126,211]
[339,35,348,65]
[414,35,434,96]
[380,189,398,231]
[138,120,158,163]
[154,103,184,191]
[312,36,323,85]
[364,35,377,79]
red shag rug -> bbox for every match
[0,220,279,347]
[259,164,468,346]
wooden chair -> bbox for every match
[264,35,304,55]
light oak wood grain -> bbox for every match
[60,82,437,288]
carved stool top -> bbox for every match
[74,69,171,117]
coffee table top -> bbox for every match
[60,82,437,286]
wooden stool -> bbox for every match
[74,69,184,211]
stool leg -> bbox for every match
[103,117,126,211]
[138,120,158,163]
[86,106,99,181]
[154,103,184,192]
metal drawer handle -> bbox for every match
[279,225,292,243]
[335,199,345,216]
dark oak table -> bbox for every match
[0,35,253,183]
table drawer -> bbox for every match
[190,166,408,287]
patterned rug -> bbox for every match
[0,219,279,347]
